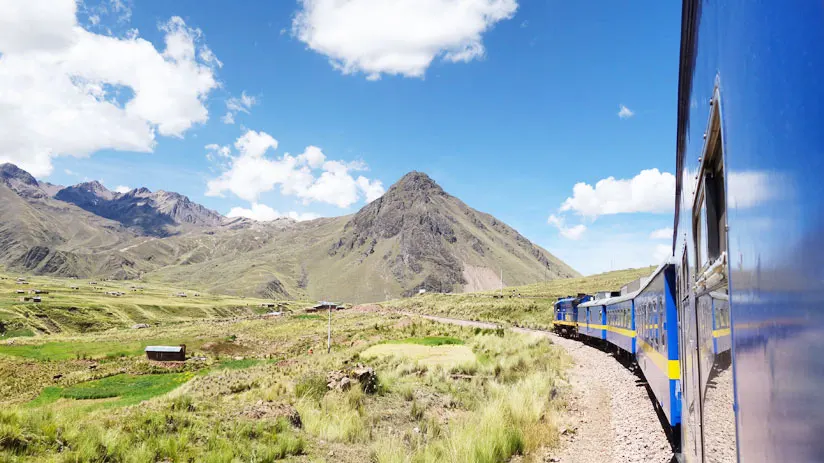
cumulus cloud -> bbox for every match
[291,0,518,80]
[618,104,634,119]
[205,130,385,209]
[0,0,220,177]
[227,203,320,222]
[114,185,131,193]
[649,227,673,239]
[560,168,675,218]
[357,176,385,203]
[222,91,256,125]
[727,171,776,209]
[547,214,587,240]
[653,244,672,263]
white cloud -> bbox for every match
[649,227,673,239]
[547,214,587,240]
[114,185,131,193]
[64,168,76,176]
[288,211,321,221]
[227,203,320,222]
[653,244,672,263]
[560,168,675,218]
[0,1,220,177]
[357,176,385,203]
[222,91,256,125]
[618,104,634,119]
[291,0,518,80]
[206,130,385,209]
[728,171,775,209]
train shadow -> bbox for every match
[571,334,682,456]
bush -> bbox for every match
[294,374,327,401]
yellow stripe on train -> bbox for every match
[637,339,680,380]
[712,328,731,338]
[554,321,634,338]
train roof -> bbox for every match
[602,292,638,306]
[635,257,675,295]
[578,298,605,308]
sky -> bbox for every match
[0,0,682,275]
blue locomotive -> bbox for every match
[551,1,824,460]
[552,294,591,337]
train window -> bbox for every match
[694,89,727,274]
[678,247,689,301]
[704,132,726,262]
[659,297,666,350]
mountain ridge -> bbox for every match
[0,163,579,302]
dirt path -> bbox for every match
[406,314,674,463]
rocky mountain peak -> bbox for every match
[385,171,446,201]
[0,163,39,186]
[74,181,115,201]
[0,163,47,198]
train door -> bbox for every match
[679,245,704,462]
[586,307,591,336]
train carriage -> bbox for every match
[634,261,681,428]
[578,297,607,341]
[604,293,636,354]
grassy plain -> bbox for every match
[0,269,305,338]
[381,266,656,329]
[0,269,572,462]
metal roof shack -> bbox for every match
[145,345,186,361]
[305,302,340,313]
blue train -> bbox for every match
[554,1,824,460]
[558,262,686,429]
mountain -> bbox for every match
[1,163,47,198]
[329,172,577,296]
[0,164,579,302]
[55,182,223,236]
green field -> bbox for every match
[29,372,195,408]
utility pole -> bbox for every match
[327,304,331,354]
[500,268,503,297]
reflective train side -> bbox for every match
[673,0,824,460]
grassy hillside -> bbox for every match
[0,269,306,338]
[380,266,656,329]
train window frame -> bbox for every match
[679,247,690,302]
[692,88,727,278]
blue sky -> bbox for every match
[0,0,682,275]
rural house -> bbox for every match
[145,345,186,361]
[305,302,340,313]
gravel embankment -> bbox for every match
[410,314,674,463]
[703,365,736,463]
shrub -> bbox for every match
[294,374,327,401]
